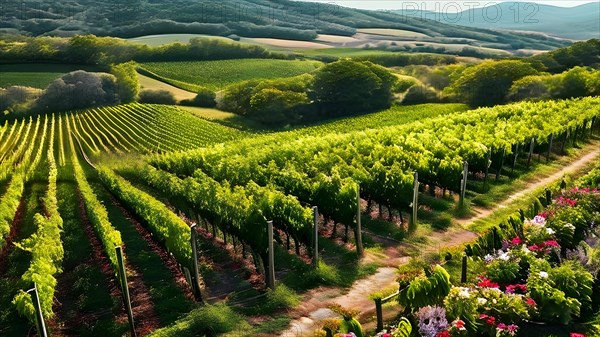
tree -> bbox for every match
[248,88,309,125]
[311,59,397,115]
[444,60,538,107]
[33,71,119,113]
[555,66,591,99]
[508,75,552,102]
[111,61,140,103]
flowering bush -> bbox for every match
[388,186,600,337]
[444,287,478,333]
[484,254,522,286]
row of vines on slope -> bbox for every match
[12,116,64,323]
[150,97,600,237]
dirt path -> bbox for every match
[280,228,477,337]
[455,145,600,226]
[280,143,600,337]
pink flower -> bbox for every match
[526,298,537,307]
[544,240,560,248]
[436,331,450,337]
[479,314,496,326]
[570,333,586,337]
[455,320,465,329]
[511,237,522,245]
[497,323,507,330]
[506,284,527,294]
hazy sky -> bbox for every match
[297,0,598,11]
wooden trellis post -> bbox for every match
[527,138,535,167]
[511,143,519,173]
[190,224,205,303]
[267,220,276,289]
[355,185,364,256]
[312,206,319,267]
[496,147,505,181]
[546,133,554,163]
[409,172,419,233]
[116,247,136,337]
[27,283,48,337]
[459,161,468,207]
[483,149,492,192]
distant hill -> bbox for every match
[0,0,571,53]
[393,2,600,40]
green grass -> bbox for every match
[0,64,100,88]
[179,106,267,131]
[127,34,231,46]
[139,59,322,91]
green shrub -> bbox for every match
[180,87,216,108]
[262,284,300,311]
[402,85,439,105]
[138,89,176,105]
[149,304,249,337]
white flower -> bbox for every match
[565,223,576,232]
[532,215,547,226]
[484,254,494,263]
[477,297,487,305]
[546,228,555,235]
[522,245,531,254]
[499,252,510,261]
[458,287,471,298]
[539,271,549,279]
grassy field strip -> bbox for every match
[137,72,197,102]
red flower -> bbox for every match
[526,298,537,307]
[497,323,507,330]
[570,333,586,337]
[529,244,543,251]
[436,331,451,337]
[477,276,500,289]
[511,237,522,245]
[455,320,465,329]
[544,240,560,248]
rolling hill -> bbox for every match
[394,2,600,41]
[0,0,571,53]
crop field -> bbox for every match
[0,98,598,336]
[0,64,100,88]
[138,59,323,91]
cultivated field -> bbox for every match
[138,59,323,92]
